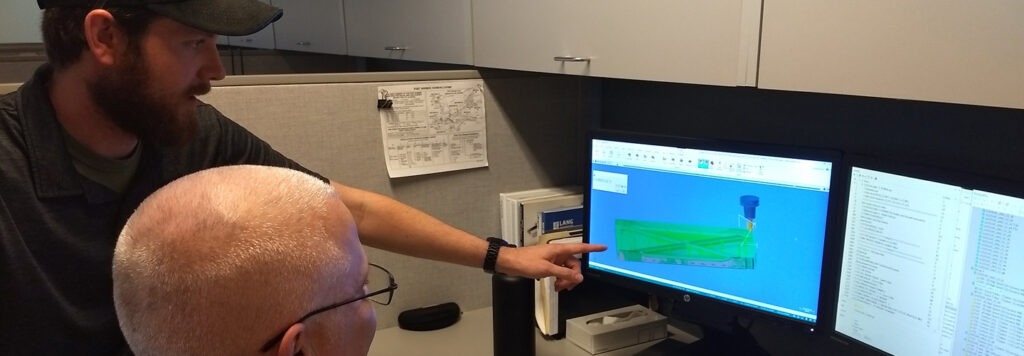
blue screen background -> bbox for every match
[588,163,830,318]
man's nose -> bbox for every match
[202,40,226,81]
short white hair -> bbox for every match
[113,165,349,355]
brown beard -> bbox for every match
[88,47,207,147]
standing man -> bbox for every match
[0,0,605,354]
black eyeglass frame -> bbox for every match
[259,263,398,352]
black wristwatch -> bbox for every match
[483,237,513,274]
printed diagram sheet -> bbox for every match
[378,80,488,178]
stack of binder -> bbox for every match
[498,187,585,338]
[498,187,581,247]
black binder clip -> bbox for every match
[377,89,393,109]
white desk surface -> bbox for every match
[369,307,699,356]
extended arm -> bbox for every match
[331,181,606,291]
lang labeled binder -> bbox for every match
[520,194,583,247]
[537,204,583,237]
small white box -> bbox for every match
[565,305,668,354]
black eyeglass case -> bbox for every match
[397,302,462,331]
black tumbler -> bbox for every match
[491,273,535,356]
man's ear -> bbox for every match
[82,9,124,66]
[277,323,308,356]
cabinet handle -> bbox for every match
[553,56,590,62]
[296,41,311,46]
[385,46,408,51]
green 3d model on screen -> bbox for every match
[615,195,759,269]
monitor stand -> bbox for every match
[634,318,770,356]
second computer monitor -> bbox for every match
[834,155,1024,355]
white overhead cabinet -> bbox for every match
[472,0,763,87]
[273,0,347,55]
[0,1,43,44]
[759,1,1024,109]
[344,0,472,65]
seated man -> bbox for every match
[113,165,393,355]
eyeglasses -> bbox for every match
[259,263,398,352]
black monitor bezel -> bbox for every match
[581,128,845,335]
[829,153,1024,354]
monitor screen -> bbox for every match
[583,130,839,334]
[834,156,1024,355]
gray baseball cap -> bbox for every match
[37,0,284,36]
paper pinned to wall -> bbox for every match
[377,79,488,178]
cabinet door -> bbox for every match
[759,1,1024,109]
[345,0,472,65]
[273,0,347,54]
[472,0,761,87]
[1,1,42,43]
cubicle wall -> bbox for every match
[202,70,588,328]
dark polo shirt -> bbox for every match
[0,65,322,355]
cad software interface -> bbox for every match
[836,167,1024,356]
[586,138,834,323]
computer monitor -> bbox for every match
[833,155,1024,356]
[583,129,840,353]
